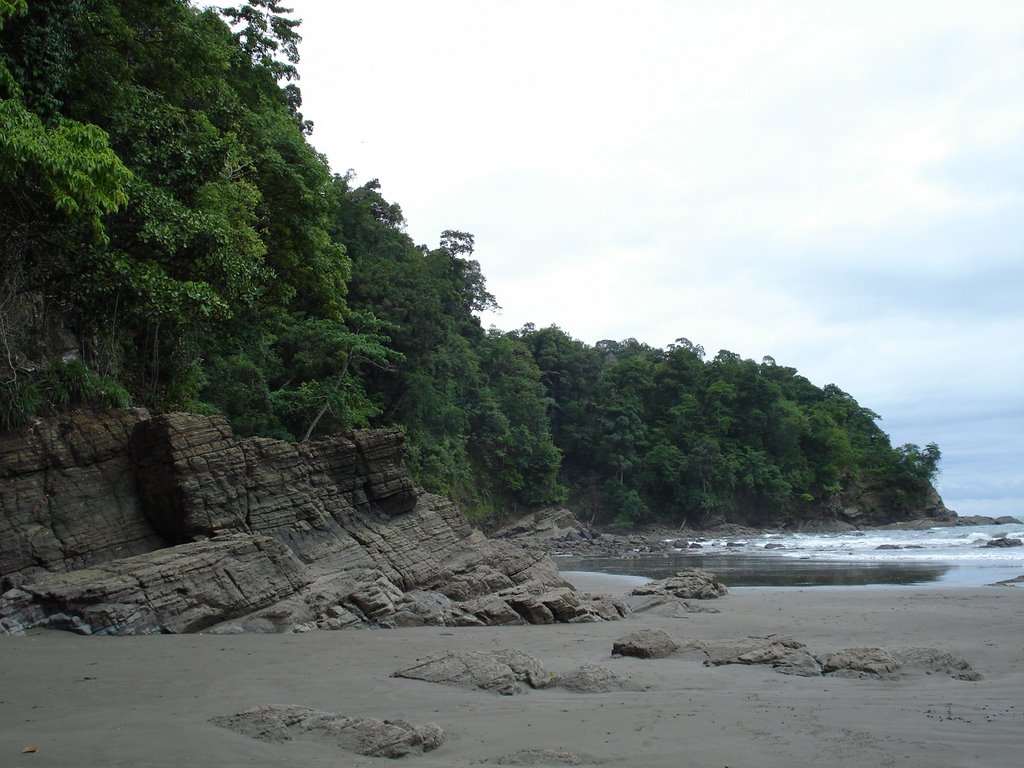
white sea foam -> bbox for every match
[559,523,1024,587]
[739,524,1024,564]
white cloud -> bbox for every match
[284,0,1024,517]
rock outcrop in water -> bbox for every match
[0,410,625,635]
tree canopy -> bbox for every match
[0,0,940,525]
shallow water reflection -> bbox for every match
[556,552,953,586]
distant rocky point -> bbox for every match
[0,410,625,635]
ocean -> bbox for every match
[555,523,1024,587]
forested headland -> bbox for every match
[1,0,942,528]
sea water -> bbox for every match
[555,523,1024,587]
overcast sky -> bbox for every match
[277,0,1023,518]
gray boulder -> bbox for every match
[956,515,997,526]
[822,647,980,680]
[984,537,1022,548]
[459,594,528,625]
[612,628,679,659]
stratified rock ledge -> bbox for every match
[0,410,626,635]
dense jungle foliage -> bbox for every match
[1,0,940,526]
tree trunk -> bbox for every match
[301,348,354,443]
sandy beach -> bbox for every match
[2,576,1021,768]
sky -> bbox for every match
[274,0,1023,518]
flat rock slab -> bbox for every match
[682,637,980,680]
[822,647,981,680]
[209,704,443,758]
[625,594,722,617]
[612,628,679,659]
[393,649,551,695]
[628,569,728,600]
[993,574,1024,586]
[1,534,310,635]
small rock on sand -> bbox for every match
[209,705,443,758]
[557,664,632,693]
[612,628,679,659]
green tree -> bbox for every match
[470,331,563,507]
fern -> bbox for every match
[0,359,132,431]
[0,378,42,429]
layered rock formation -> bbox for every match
[0,410,624,635]
[0,408,167,585]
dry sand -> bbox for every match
[2,577,1021,768]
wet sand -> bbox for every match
[2,580,1021,767]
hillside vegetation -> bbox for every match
[0,0,940,527]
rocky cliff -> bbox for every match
[0,410,624,635]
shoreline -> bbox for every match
[561,570,653,594]
[560,568,996,594]
[560,562,1024,591]
[4,584,1021,767]
[546,521,1024,589]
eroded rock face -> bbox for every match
[210,705,444,758]
[133,414,417,560]
[984,537,1022,548]
[1,411,624,635]
[0,409,166,589]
